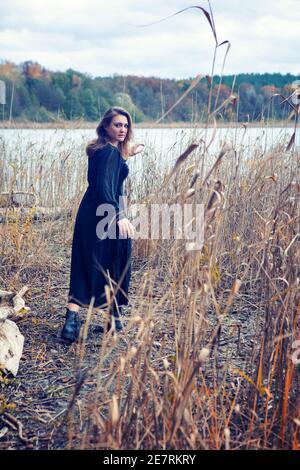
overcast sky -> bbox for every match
[1,0,299,79]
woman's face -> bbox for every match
[105,114,129,144]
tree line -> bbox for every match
[0,60,298,123]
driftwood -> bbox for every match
[0,206,71,222]
[0,320,24,376]
[0,286,31,320]
[0,191,37,208]
[0,191,72,222]
[0,286,29,376]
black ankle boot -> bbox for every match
[61,309,81,343]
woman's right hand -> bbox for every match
[129,143,145,156]
[117,218,135,238]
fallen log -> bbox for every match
[0,191,37,208]
[0,206,72,222]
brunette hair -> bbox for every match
[86,107,133,159]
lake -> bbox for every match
[0,126,298,206]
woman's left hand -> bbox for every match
[130,143,145,156]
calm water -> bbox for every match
[0,125,297,157]
[0,126,298,205]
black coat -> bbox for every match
[68,142,132,309]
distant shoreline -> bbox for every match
[0,120,296,129]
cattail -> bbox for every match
[172,144,199,174]
[206,180,223,210]
[184,188,195,199]
[190,171,200,188]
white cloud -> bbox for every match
[0,0,299,78]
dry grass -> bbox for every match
[1,122,299,450]
[0,3,299,450]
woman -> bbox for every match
[61,107,144,343]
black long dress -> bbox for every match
[68,142,132,309]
